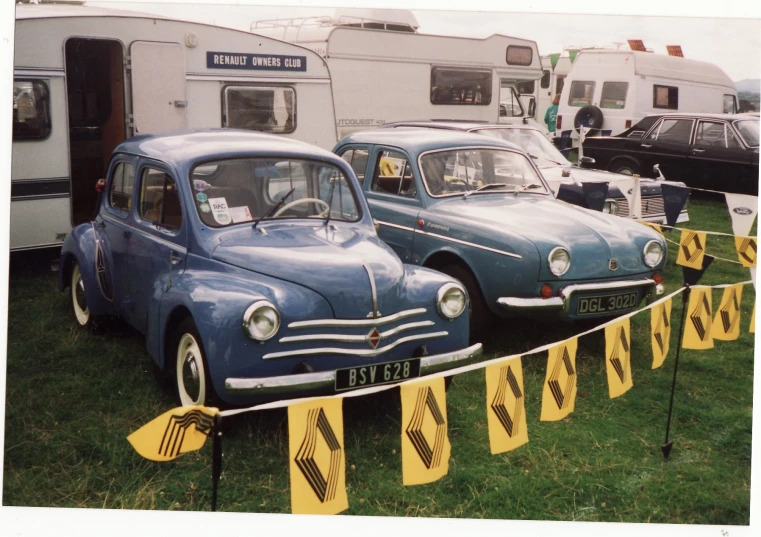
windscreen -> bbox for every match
[190,158,360,227]
[474,128,569,167]
[734,120,759,147]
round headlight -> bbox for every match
[242,301,280,341]
[602,199,618,215]
[437,283,467,320]
[643,240,664,268]
[548,247,571,276]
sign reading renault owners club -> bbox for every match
[207,51,307,71]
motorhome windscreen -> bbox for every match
[430,67,492,105]
[734,120,759,147]
[601,82,629,109]
[12,80,51,140]
[474,128,568,167]
[419,148,548,197]
[568,81,595,107]
[223,86,296,134]
[190,158,360,227]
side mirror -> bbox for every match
[528,98,536,118]
[578,156,596,167]
[653,164,665,181]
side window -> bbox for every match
[568,81,595,107]
[108,162,135,214]
[515,80,535,95]
[540,70,551,90]
[371,150,416,198]
[340,148,370,184]
[138,167,182,230]
[224,86,296,134]
[13,79,51,140]
[555,75,566,97]
[647,119,693,143]
[696,121,741,149]
[499,87,525,118]
[600,82,628,109]
[653,85,679,110]
[430,67,492,105]
[506,45,533,66]
[723,94,738,114]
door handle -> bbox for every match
[170,251,183,265]
[123,230,131,239]
[97,220,106,229]
[692,148,705,153]
[640,144,653,149]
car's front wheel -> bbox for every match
[608,158,641,176]
[71,261,92,328]
[174,318,216,407]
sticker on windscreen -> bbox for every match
[199,202,211,214]
[230,206,253,223]
[194,179,211,192]
[208,197,231,225]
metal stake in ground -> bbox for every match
[211,413,223,511]
[662,284,690,459]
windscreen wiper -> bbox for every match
[253,187,295,230]
[324,177,337,227]
[462,183,508,199]
[513,183,544,195]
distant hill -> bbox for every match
[734,79,760,94]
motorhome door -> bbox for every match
[129,41,187,134]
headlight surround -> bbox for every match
[643,240,664,268]
[242,300,280,341]
[548,247,571,276]
[602,199,619,215]
[437,283,467,320]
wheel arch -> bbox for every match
[161,304,194,372]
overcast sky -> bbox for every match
[85,0,761,82]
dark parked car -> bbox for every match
[581,113,760,195]
[381,121,688,224]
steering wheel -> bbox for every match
[273,197,331,217]
[445,178,471,192]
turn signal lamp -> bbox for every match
[653,273,663,285]
[95,178,106,193]
[540,284,553,299]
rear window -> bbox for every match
[431,67,492,105]
[13,80,51,140]
[653,85,679,110]
[568,81,595,107]
[601,82,628,109]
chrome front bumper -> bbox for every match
[225,343,483,396]
[497,278,663,314]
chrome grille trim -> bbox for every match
[288,308,426,329]
[613,195,687,218]
[278,321,436,344]
[262,331,449,360]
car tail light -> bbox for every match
[653,273,663,285]
[556,115,562,129]
[95,179,106,193]
[625,119,632,129]
[540,284,553,299]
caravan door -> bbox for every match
[130,41,187,134]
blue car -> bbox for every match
[334,129,668,339]
[59,129,481,406]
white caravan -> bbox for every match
[252,11,543,138]
[554,49,738,146]
[12,2,336,251]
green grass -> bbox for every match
[2,198,755,523]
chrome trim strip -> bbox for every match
[559,278,657,298]
[497,296,564,310]
[225,343,483,395]
[288,308,426,329]
[262,331,449,360]
[278,320,435,344]
[363,262,379,318]
[377,220,415,232]
[101,216,189,255]
[15,69,66,77]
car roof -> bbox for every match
[339,127,523,152]
[643,112,752,121]
[115,129,341,166]
[382,120,543,133]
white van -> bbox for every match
[555,49,738,147]
[253,10,543,138]
[532,54,573,130]
[12,2,336,251]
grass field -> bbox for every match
[2,197,755,524]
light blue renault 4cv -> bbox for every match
[333,129,668,340]
[59,130,482,407]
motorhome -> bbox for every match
[554,49,738,146]
[12,1,336,251]
[252,10,544,138]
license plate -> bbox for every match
[334,358,421,391]
[577,291,639,316]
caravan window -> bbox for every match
[430,67,492,105]
[108,162,135,215]
[540,70,551,89]
[13,80,51,140]
[568,81,595,107]
[223,86,296,133]
[555,75,566,97]
[723,94,738,114]
[601,82,628,109]
[653,85,679,110]
[506,46,533,66]
[371,151,416,198]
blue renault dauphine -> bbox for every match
[333,129,668,339]
[59,129,481,406]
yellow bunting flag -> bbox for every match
[682,288,714,350]
[127,406,218,462]
[401,378,450,485]
[676,229,707,269]
[735,236,757,268]
[750,304,755,334]
[485,357,528,455]
[541,338,578,421]
[288,397,348,515]
[712,284,744,341]
[605,319,633,398]
[639,221,663,235]
[650,298,673,369]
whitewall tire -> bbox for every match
[71,262,91,327]
[175,319,211,407]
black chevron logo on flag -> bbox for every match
[682,231,704,263]
[609,326,630,383]
[490,365,523,437]
[653,304,670,354]
[720,288,740,334]
[690,291,712,341]
[548,346,575,410]
[158,410,214,459]
[738,238,757,265]
[406,387,446,469]
[294,407,342,503]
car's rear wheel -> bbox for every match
[71,261,92,328]
[174,317,217,407]
[608,158,640,176]
[440,263,493,344]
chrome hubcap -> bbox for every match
[75,277,88,312]
[182,352,201,402]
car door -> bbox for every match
[363,147,421,262]
[689,119,755,193]
[127,160,187,334]
[639,118,695,180]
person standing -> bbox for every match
[545,94,560,134]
